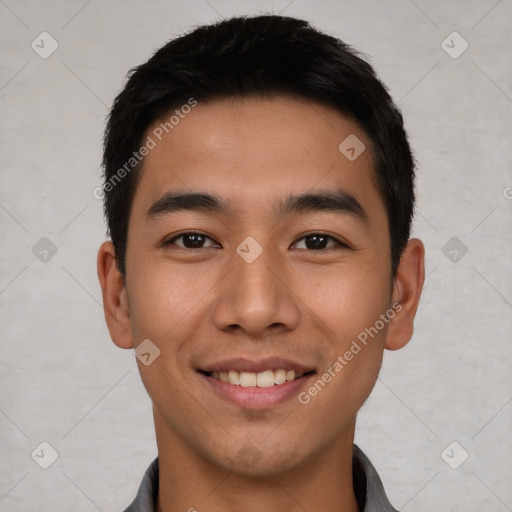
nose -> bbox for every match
[211,243,301,338]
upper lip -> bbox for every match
[198,357,316,374]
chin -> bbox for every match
[211,441,307,478]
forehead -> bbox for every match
[131,95,384,220]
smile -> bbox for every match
[198,369,316,409]
[199,369,315,387]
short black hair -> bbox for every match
[102,14,415,279]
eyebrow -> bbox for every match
[277,189,367,222]
[147,191,229,218]
[146,189,367,223]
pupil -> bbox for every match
[306,235,326,250]
[184,234,204,248]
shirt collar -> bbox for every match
[123,444,398,512]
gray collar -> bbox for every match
[123,444,398,512]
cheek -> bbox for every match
[295,261,391,414]
[126,255,214,342]
[297,262,391,342]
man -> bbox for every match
[97,14,424,512]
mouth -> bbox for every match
[196,356,317,408]
[197,368,316,388]
[196,361,317,409]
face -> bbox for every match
[98,95,423,477]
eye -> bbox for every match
[292,233,347,250]
[163,232,220,249]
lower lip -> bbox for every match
[198,373,315,409]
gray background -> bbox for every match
[1,0,511,510]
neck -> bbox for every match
[154,411,360,512]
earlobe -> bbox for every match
[385,238,425,351]
[97,241,134,349]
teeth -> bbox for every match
[274,369,287,385]
[239,372,257,387]
[208,369,309,387]
[256,370,275,387]
[228,370,240,385]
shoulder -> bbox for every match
[122,457,159,512]
[353,444,399,512]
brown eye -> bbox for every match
[164,232,219,249]
[292,233,346,250]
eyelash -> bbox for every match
[162,232,350,251]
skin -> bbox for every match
[97,95,424,512]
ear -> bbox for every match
[385,238,425,351]
[97,241,134,349]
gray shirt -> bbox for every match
[123,444,398,512]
